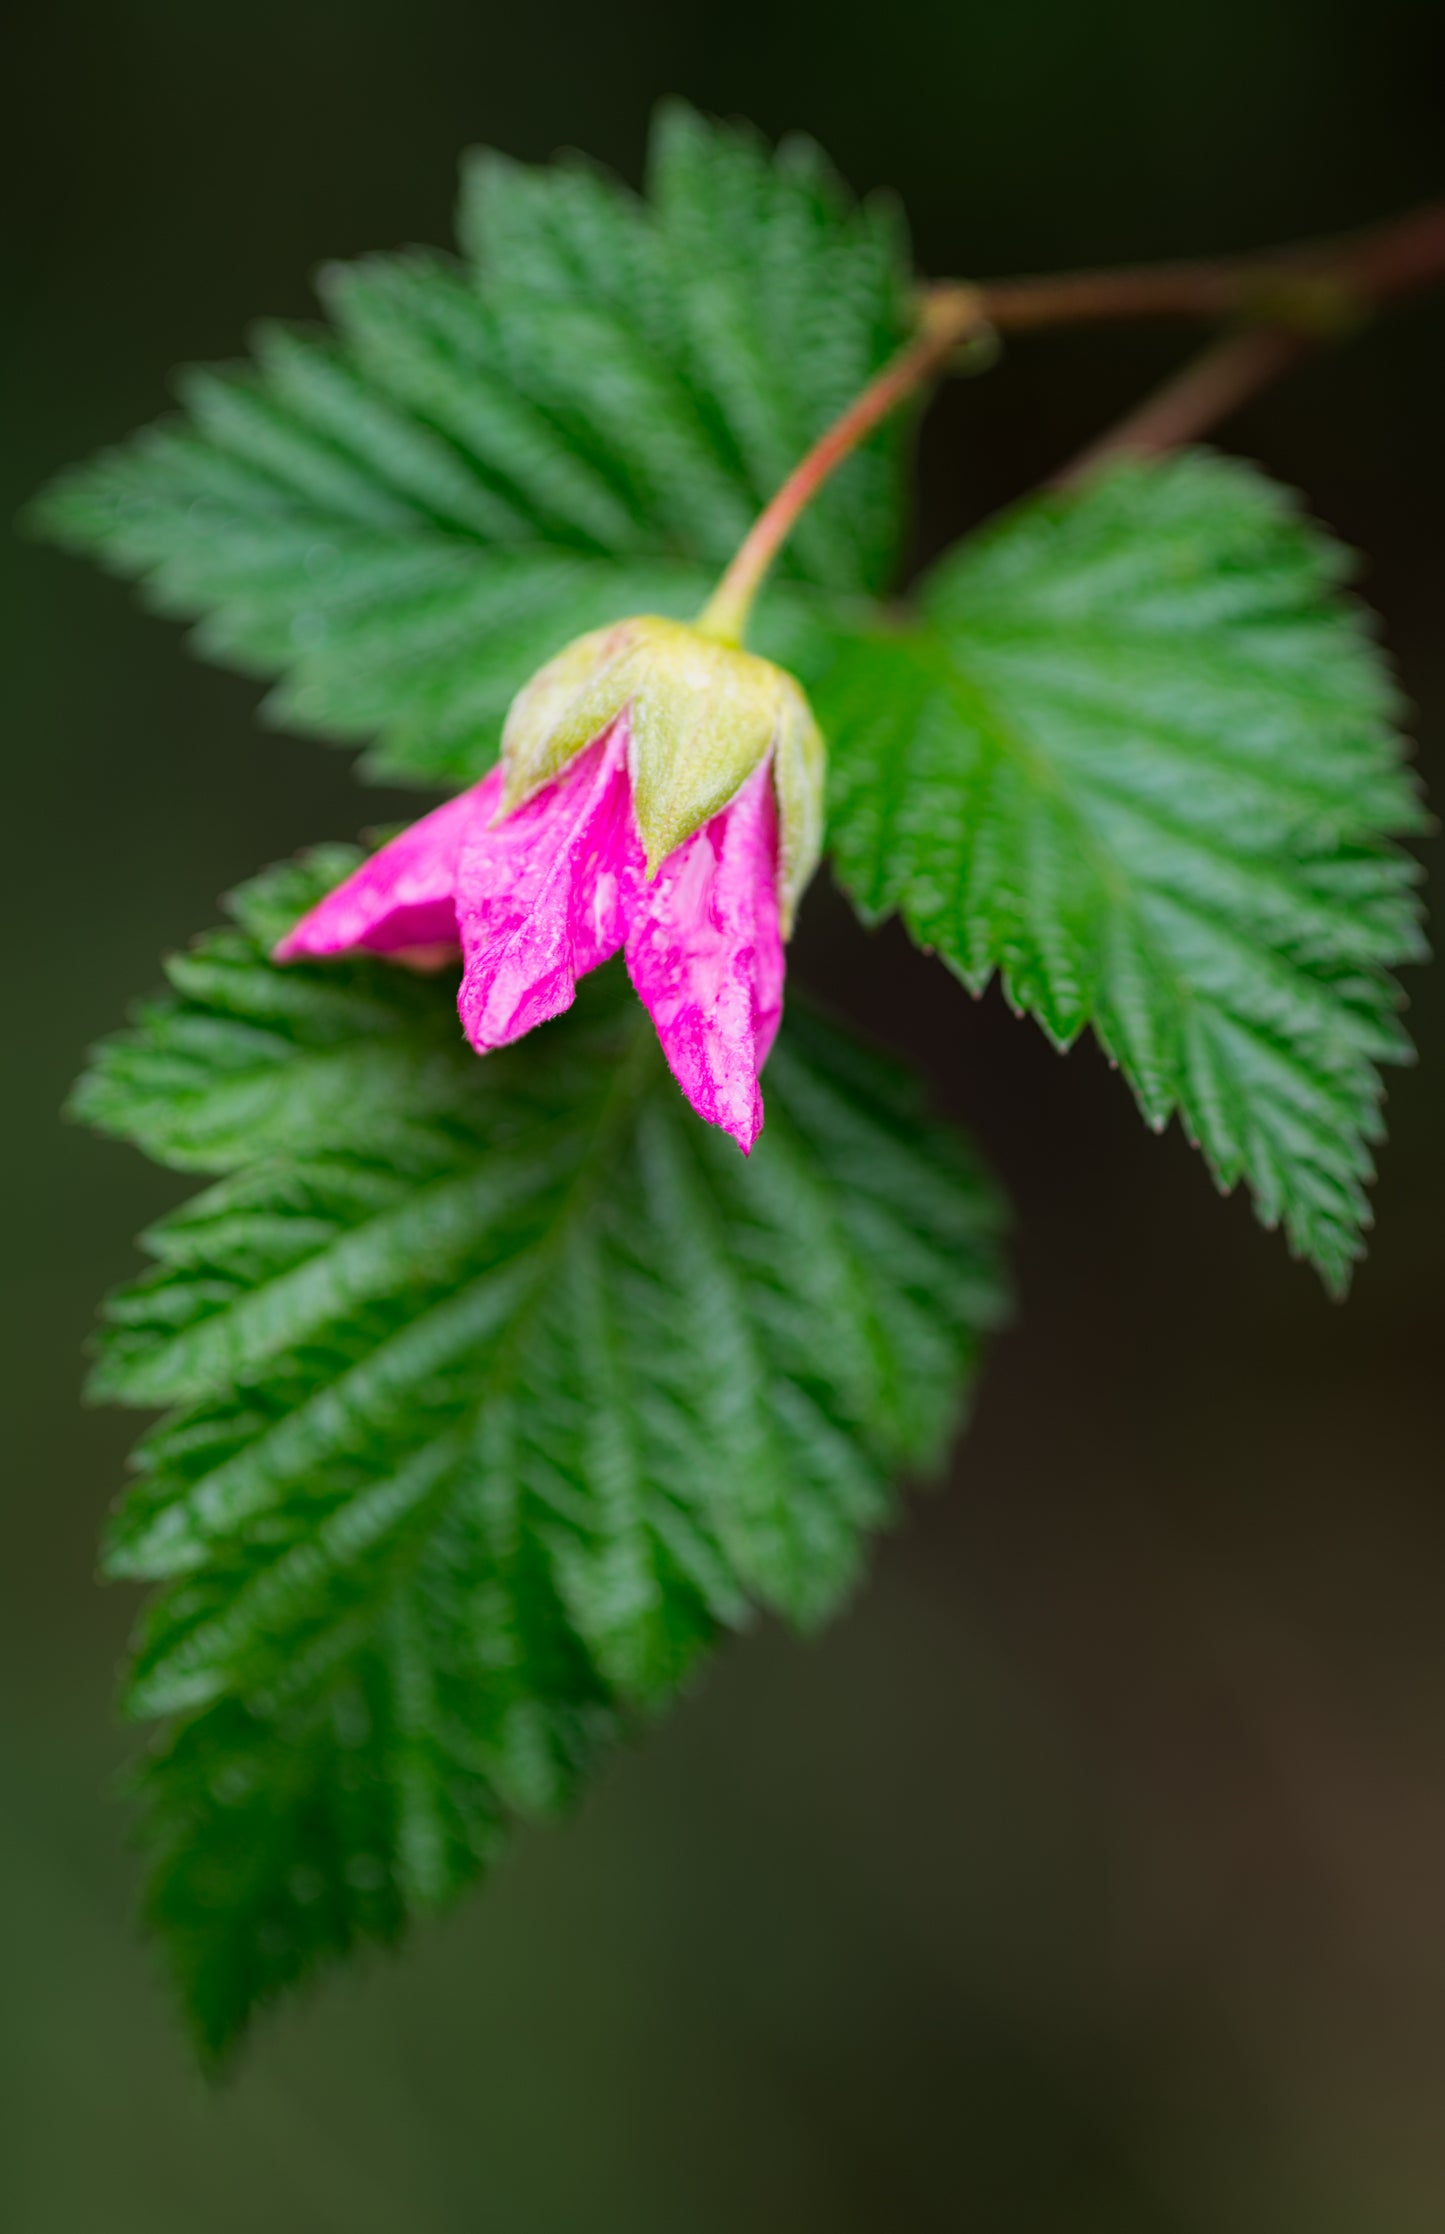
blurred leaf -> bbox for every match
[821,452,1427,1291]
[33,102,911,788]
[78,853,1006,2058]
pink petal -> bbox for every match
[625,759,784,1153]
[457,723,644,1051]
[274,779,496,964]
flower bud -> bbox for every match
[499,614,824,933]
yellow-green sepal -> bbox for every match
[498,620,642,812]
[621,620,794,875]
[497,613,827,935]
[772,687,826,936]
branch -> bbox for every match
[954,200,1445,337]
[953,200,1445,483]
[1053,327,1311,487]
[698,201,1445,635]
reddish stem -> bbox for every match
[696,200,1445,640]
[970,200,1445,334]
[696,287,985,643]
[1054,326,1312,487]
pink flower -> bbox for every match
[276,617,825,1152]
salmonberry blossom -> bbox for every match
[276,615,826,1151]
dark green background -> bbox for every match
[5,2,1443,2226]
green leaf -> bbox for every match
[79,853,1006,2059]
[33,102,911,789]
[820,451,1427,1293]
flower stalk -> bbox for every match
[694,284,987,647]
[692,199,1445,648]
